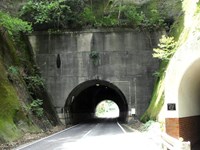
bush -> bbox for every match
[19,0,166,30]
[153,35,177,61]
[81,7,96,26]
[8,66,19,76]
[7,66,19,83]
[89,50,99,65]
[24,75,44,92]
[0,11,32,37]
[98,15,118,27]
[20,0,85,30]
[142,9,165,30]
[122,5,145,27]
[27,99,44,117]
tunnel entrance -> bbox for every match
[178,59,200,147]
[64,80,128,124]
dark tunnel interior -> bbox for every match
[64,80,128,124]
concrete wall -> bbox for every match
[29,29,161,117]
[164,1,200,146]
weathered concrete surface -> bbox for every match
[165,1,200,118]
[164,2,200,146]
[29,29,161,118]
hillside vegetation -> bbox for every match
[19,0,167,30]
[141,0,200,122]
[0,0,198,144]
[0,11,60,145]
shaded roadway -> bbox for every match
[16,119,161,150]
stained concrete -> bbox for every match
[28,29,162,119]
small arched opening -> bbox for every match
[95,100,120,119]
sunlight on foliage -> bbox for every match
[153,35,177,61]
[0,11,32,37]
[95,100,119,118]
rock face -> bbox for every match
[0,26,59,144]
[29,29,162,120]
[0,0,25,14]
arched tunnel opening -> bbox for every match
[178,59,200,146]
[95,100,120,119]
[64,80,128,124]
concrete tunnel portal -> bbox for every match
[64,80,128,124]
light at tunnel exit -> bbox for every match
[95,100,119,118]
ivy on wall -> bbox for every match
[89,50,99,66]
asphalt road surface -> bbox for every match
[16,119,161,150]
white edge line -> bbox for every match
[16,124,79,150]
[117,122,126,133]
[122,124,140,133]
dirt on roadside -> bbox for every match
[0,125,67,150]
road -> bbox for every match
[16,119,162,150]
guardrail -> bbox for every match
[160,132,191,150]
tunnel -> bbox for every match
[64,80,128,124]
[178,59,200,146]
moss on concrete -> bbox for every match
[141,0,199,122]
[140,1,183,122]
[141,62,166,122]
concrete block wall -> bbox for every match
[29,29,161,118]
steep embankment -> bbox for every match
[141,0,200,122]
[0,16,60,146]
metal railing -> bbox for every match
[160,132,191,150]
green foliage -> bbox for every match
[0,11,32,37]
[120,5,144,27]
[142,9,165,29]
[24,75,44,92]
[99,16,118,27]
[20,0,85,29]
[8,66,19,76]
[153,35,177,61]
[26,99,44,117]
[89,50,99,66]
[141,62,166,122]
[196,1,200,14]
[81,7,96,26]
[0,61,21,142]
[169,14,184,41]
[20,0,166,30]
[7,66,20,84]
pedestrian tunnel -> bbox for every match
[166,58,200,147]
[177,59,200,145]
[64,80,128,124]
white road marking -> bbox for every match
[82,123,99,138]
[117,122,126,133]
[16,124,79,150]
